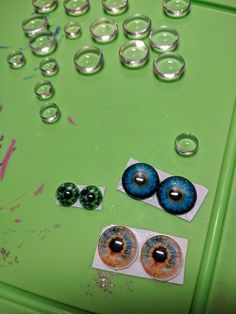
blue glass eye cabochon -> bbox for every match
[121,162,160,199]
[117,158,208,221]
[93,224,188,285]
[157,176,197,215]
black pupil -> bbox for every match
[169,188,183,201]
[109,238,124,253]
[134,172,147,186]
[64,189,73,199]
[87,192,95,202]
[152,246,168,263]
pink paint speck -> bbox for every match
[0,139,16,181]
[14,219,22,224]
[67,117,76,126]
[34,183,45,196]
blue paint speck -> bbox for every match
[54,26,61,36]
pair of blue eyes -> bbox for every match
[98,226,183,281]
[56,182,103,210]
[121,163,197,215]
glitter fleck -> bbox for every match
[95,270,115,293]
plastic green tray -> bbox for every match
[1,0,236,313]
[195,0,236,10]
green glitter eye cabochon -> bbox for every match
[56,183,105,210]
[55,182,80,207]
[79,185,104,210]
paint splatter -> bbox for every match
[17,242,24,248]
[0,247,20,269]
[26,229,36,233]
[0,248,10,256]
[12,192,28,203]
[54,224,61,229]
[14,219,22,224]
[0,139,16,181]
[23,75,36,80]
[124,279,134,292]
[68,117,76,126]
[59,34,65,43]
[14,256,19,263]
[9,204,20,212]
[1,192,29,210]
[25,227,58,241]
[3,228,16,234]
[34,183,45,196]
[54,26,61,36]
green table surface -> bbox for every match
[194,0,236,10]
[1,0,236,313]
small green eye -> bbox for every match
[79,185,103,210]
[56,182,79,207]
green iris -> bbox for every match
[56,182,79,207]
[79,185,103,210]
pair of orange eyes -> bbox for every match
[97,226,183,282]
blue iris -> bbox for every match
[122,163,160,199]
[157,176,197,215]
